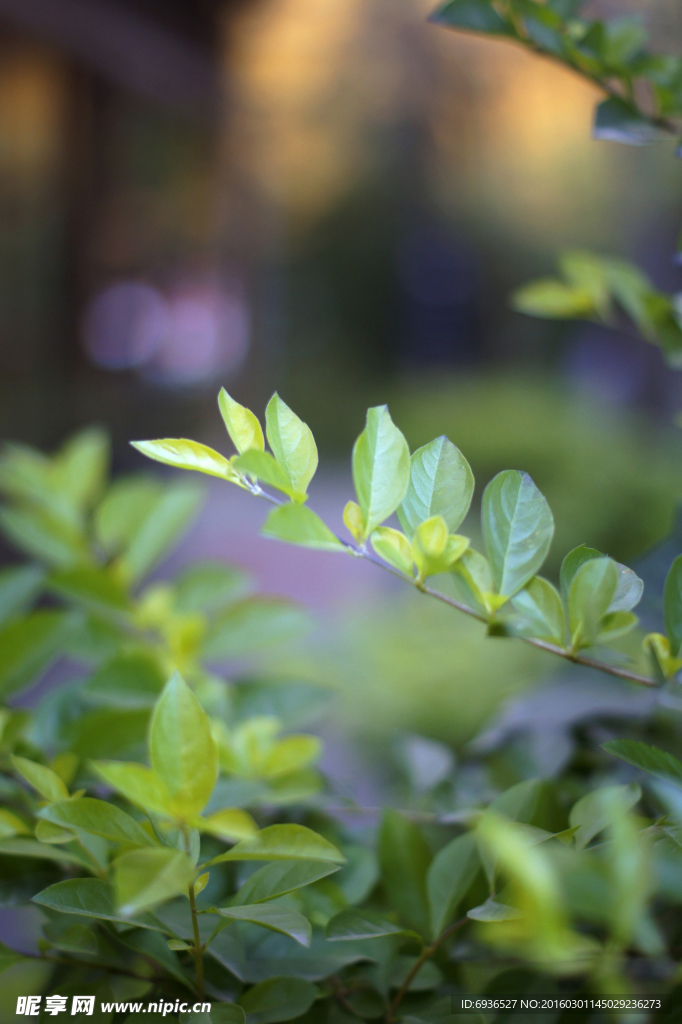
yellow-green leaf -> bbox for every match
[131,439,241,483]
[12,755,69,803]
[265,393,318,497]
[218,388,264,454]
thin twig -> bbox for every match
[243,480,658,689]
[386,916,468,1023]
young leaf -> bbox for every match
[482,470,554,597]
[131,439,241,483]
[239,977,317,1024]
[233,450,303,501]
[37,798,155,848]
[262,504,345,552]
[218,389,265,455]
[325,906,417,941]
[265,393,318,498]
[398,436,474,538]
[149,672,218,819]
[371,526,414,576]
[411,516,469,581]
[596,610,637,643]
[91,761,173,818]
[602,740,682,787]
[231,860,340,906]
[114,848,196,916]
[343,500,365,543]
[450,548,495,614]
[11,755,69,802]
[569,783,641,850]
[511,577,565,645]
[610,563,644,613]
[379,809,432,936]
[427,832,479,939]
[559,544,603,604]
[352,406,410,539]
[664,554,682,657]
[206,823,345,865]
[568,557,619,649]
[196,808,258,842]
[215,903,312,946]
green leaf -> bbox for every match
[32,877,168,931]
[233,450,301,500]
[197,808,258,842]
[593,97,671,144]
[0,939,27,973]
[119,481,203,584]
[239,977,317,1024]
[489,779,541,823]
[48,565,131,617]
[116,926,192,990]
[84,652,166,709]
[371,526,414,576]
[398,436,474,537]
[569,783,641,850]
[559,544,603,604]
[94,477,162,555]
[0,504,88,566]
[219,389,265,455]
[202,597,308,661]
[602,740,682,787]
[0,610,72,697]
[0,808,30,837]
[427,832,479,939]
[149,672,218,819]
[175,562,250,614]
[91,761,173,818]
[265,393,318,498]
[54,427,109,510]
[511,280,598,319]
[262,504,344,552]
[664,554,682,657]
[610,563,644,613]
[449,548,495,614]
[11,755,69,802]
[325,906,417,941]
[0,837,92,867]
[0,564,44,626]
[37,798,155,847]
[352,406,411,538]
[430,0,515,36]
[568,556,619,648]
[467,897,521,921]
[482,470,554,597]
[378,809,431,936]
[67,708,150,759]
[131,439,240,483]
[511,576,565,645]
[232,860,341,905]
[114,847,196,915]
[215,903,312,946]
[596,610,637,643]
[206,824,345,865]
[183,1008,245,1024]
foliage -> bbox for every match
[0,416,682,1019]
[430,0,681,145]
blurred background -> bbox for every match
[2,0,682,753]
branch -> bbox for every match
[386,916,468,1023]
[244,481,658,689]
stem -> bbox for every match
[188,881,204,1000]
[246,483,658,688]
[386,916,468,1023]
[182,825,204,1000]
